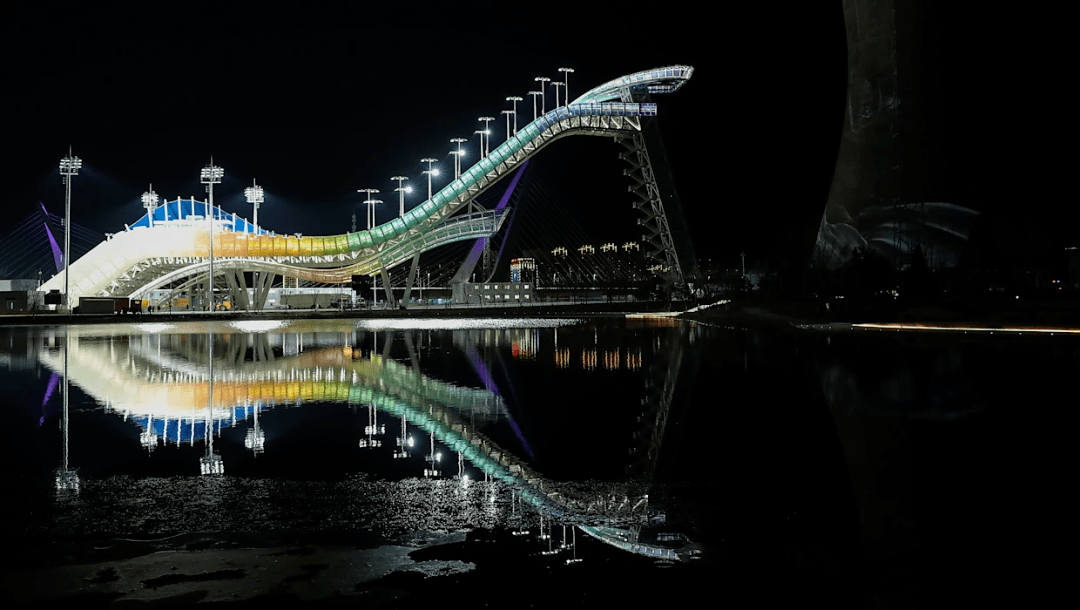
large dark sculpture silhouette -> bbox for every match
[814,0,979,270]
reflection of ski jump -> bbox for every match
[37,322,700,561]
[39,67,696,306]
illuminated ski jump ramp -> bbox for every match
[39,67,694,305]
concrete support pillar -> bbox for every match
[402,251,422,307]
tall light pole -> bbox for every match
[142,184,158,229]
[473,130,486,160]
[59,148,81,310]
[391,176,411,217]
[478,117,495,155]
[200,159,224,311]
[450,138,467,179]
[421,158,439,200]
[534,77,550,114]
[244,180,264,234]
[528,91,542,121]
[505,96,522,135]
[550,81,565,109]
[501,110,514,141]
[358,188,379,229]
[558,67,575,104]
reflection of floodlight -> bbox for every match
[200,454,224,476]
[245,428,265,453]
[140,430,159,450]
[54,467,80,495]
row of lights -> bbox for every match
[354,68,576,227]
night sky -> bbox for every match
[3,4,1065,274]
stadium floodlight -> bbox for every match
[420,158,439,200]
[200,159,224,312]
[528,91,542,121]
[142,184,159,229]
[244,179,264,234]
[391,176,411,217]
[450,138,467,179]
[473,130,486,160]
[357,188,380,230]
[558,67,575,104]
[505,97,523,135]
[59,147,82,309]
[501,110,514,141]
[478,117,495,155]
[550,81,565,109]
[534,77,551,113]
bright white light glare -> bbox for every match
[352,318,585,331]
[229,320,289,333]
[431,169,439,176]
[405,186,412,193]
[853,323,1079,335]
[132,323,175,334]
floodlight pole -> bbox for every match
[142,184,159,229]
[550,81,565,109]
[474,130,486,160]
[505,97,522,135]
[450,138,467,179]
[358,188,379,230]
[420,158,439,200]
[59,147,82,311]
[534,77,550,114]
[528,91,541,121]
[501,110,513,141]
[200,159,223,312]
[244,179,264,234]
[391,176,411,217]
[558,67,574,105]
[478,117,495,155]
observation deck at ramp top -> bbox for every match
[38,66,694,305]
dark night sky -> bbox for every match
[4,3,1065,273]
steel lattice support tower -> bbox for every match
[618,86,698,296]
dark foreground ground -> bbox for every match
[3,527,719,608]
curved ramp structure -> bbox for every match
[40,67,694,304]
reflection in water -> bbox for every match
[21,318,704,563]
[5,316,1074,603]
